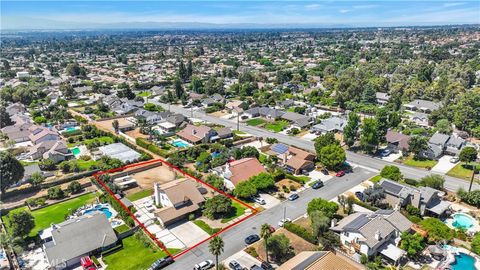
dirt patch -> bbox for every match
[275,179,302,195]
[209,111,229,117]
[251,228,316,262]
[95,117,133,132]
[125,127,149,139]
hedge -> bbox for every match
[62,129,83,137]
[286,174,309,184]
[136,138,170,157]
[283,222,317,244]
[353,199,379,211]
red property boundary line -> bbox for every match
[93,158,258,260]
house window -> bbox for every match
[344,232,349,237]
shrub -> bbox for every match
[47,186,65,200]
[289,185,297,191]
[420,174,445,190]
[283,222,317,244]
[245,246,258,258]
[406,205,421,217]
[380,165,403,181]
[67,181,83,194]
[404,178,419,186]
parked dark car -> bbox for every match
[229,260,243,270]
[261,261,274,270]
[355,191,365,202]
[312,180,324,189]
[250,266,263,270]
[245,234,260,245]
[288,193,299,201]
[147,256,174,270]
[321,168,329,175]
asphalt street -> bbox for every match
[156,102,479,192]
[165,167,375,270]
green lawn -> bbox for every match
[103,236,179,270]
[126,189,153,202]
[193,220,221,235]
[265,120,290,132]
[402,156,438,169]
[246,118,266,126]
[369,175,382,183]
[113,224,131,234]
[233,130,246,135]
[20,160,39,167]
[447,162,480,180]
[2,193,96,237]
[221,201,247,223]
[74,159,99,170]
[137,91,152,97]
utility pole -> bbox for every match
[236,113,240,131]
[468,169,476,192]
[191,106,193,118]
[283,207,286,221]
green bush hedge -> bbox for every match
[62,129,83,137]
[283,222,317,244]
[136,138,170,157]
[354,199,379,211]
[285,174,309,184]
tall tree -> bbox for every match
[208,236,224,270]
[319,144,346,170]
[310,211,331,240]
[408,136,428,159]
[343,112,360,148]
[112,119,119,134]
[0,151,24,192]
[375,108,389,143]
[360,118,379,153]
[174,78,184,99]
[314,132,339,158]
[260,223,273,263]
[187,59,193,79]
[0,105,14,127]
[9,211,34,237]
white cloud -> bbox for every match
[339,9,351,13]
[305,4,321,10]
[443,2,465,7]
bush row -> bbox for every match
[283,222,317,244]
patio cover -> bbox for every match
[427,200,451,215]
[379,243,406,262]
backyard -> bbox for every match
[447,162,480,180]
[265,120,290,132]
[103,236,179,270]
[126,189,153,202]
[2,192,97,237]
[246,118,266,126]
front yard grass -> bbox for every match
[447,162,480,180]
[246,118,266,126]
[113,224,131,234]
[137,91,152,97]
[221,201,247,223]
[401,155,438,169]
[265,120,290,132]
[369,175,382,183]
[126,189,153,202]
[103,236,179,270]
[2,192,96,237]
[193,220,221,235]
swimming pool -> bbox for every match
[450,253,476,270]
[83,205,113,219]
[71,147,81,156]
[171,139,189,148]
[65,126,78,132]
[452,213,475,229]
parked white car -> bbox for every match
[193,260,214,270]
[278,218,291,227]
[252,195,266,205]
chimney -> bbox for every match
[375,230,382,241]
[283,152,288,163]
[331,218,337,228]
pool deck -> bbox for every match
[443,246,480,270]
[444,212,480,234]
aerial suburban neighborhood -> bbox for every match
[1,2,480,270]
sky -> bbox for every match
[1,1,480,29]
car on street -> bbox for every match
[147,257,174,270]
[250,265,263,270]
[335,170,346,177]
[288,193,299,201]
[355,191,365,202]
[450,156,459,163]
[252,195,266,205]
[278,218,291,227]
[228,260,243,270]
[245,234,260,245]
[261,262,274,270]
[312,180,324,189]
[193,260,214,270]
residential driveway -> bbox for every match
[223,250,262,270]
[153,227,186,249]
[301,132,318,141]
[169,221,210,248]
[132,197,156,225]
[431,155,457,174]
[307,170,332,182]
[379,151,402,162]
[257,193,280,209]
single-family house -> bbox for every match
[27,140,72,163]
[331,210,412,264]
[376,92,390,105]
[135,109,170,125]
[422,133,450,160]
[244,107,285,120]
[154,179,206,227]
[385,130,411,153]
[278,251,361,270]
[281,112,312,129]
[410,112,430,127]
[165,113,186,127]
[29,127,60,145]
[213,158,266,190]
[201,97,216,108]
[403,99,441,113]
[266,143,315,174]
[211,93,224,103]
[5,103,26,116]
[176,124,217,144]
[444,136,466,156]
[311,116,346,134]
[379,179,451,216]
[1,116,32,142]
[21,164,54,183]
[42,213,118,269]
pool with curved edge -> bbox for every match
[450,252,476,270]
[452,213,475,229]
[83,206,113,219]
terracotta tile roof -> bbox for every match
[278,251,359,270]
[228,158,266,186]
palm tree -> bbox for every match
[208,236,224,270]
[260,223,273,263]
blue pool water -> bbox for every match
[452,213,475,229]
[172,140,189,148]
[450,253,476,270]
[65,126,78,132]
[84,206,113,219]
[211,152,221,158]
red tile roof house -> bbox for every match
[176,124,217,144]
[212,158,267,190]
